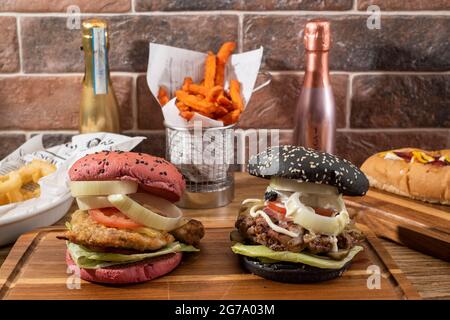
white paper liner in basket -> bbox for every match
[146,43,264,184]
[147,43,263,128]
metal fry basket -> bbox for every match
[165,122,235,209]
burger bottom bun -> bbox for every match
[240,256,352,283]
[66,250,182,284]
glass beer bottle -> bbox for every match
[293,19,336,154]
[79,19,120,133]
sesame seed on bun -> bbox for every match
[247,145,369,196]
[69,151,185,202]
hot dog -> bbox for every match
[361,148,450,205]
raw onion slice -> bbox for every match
[286,192,349,236]
[76,196,111,210]
[107,193,186,231]
[270,177,338,195]
[69,180,138,197]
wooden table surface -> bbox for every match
[1,173,449,299]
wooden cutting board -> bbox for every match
[345,189,450,262]
[0,174,420,300]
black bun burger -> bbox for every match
[231,145,369,283]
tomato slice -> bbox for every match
[89,207,143,229]
[267,201,286,215]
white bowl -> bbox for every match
[0,194,73,246]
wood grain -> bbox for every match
[0,173,447,299]
[345,188,450,261]
[0,225,418,300]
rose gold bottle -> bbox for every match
[293,19,336,154]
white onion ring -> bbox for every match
[76,196,111,210]
[286,192,349,236]
[69,180,138,197]
[107,193,186,231]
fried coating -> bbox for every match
[170,219,205,246]
[64,211,175,252]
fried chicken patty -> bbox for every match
[64,210,175,252]
[236,205,364,255]
[171,219,205,246]
[61,210,205,252]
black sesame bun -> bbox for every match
[248,145,369,196]
[240,256,351,283]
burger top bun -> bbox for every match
[69,151,185,202]
[248,145,369,196]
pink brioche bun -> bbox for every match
[69,151,185,202]
[66,250,182,284]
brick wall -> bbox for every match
[0,0,449,166]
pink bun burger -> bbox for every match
[59,151,204,285]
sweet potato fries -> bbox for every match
[158,42,243,125]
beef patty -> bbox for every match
[235,208,364,255]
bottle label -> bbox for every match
[91,27,108,95]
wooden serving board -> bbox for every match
[345,189,450,262]
[0,174,420,300]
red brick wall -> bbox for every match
[0,0,449,166]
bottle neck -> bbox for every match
[303,50,330,88]
[82,49,111,85]
[82,27,110,93]
[83,48,94,86]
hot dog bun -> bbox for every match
[361,148,450,205]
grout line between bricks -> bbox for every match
[2,128,449,142]
[345,74,354,129]
[348,71,450,76]
[26,130,78,135]
[131,73,138,130]
[252,71,450,76]
[2,128,448,135]
[238,12,244,53]
[0,130,28,135]
[337,128,450,133]
[260,128,450,134]
[1,71,448,78]
[1,11,450,18]
[123,129,166,134]
[15,16,23,73]
[131,0,135,13]
[352,0,358,11]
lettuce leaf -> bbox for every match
[67,241,199,269]
[231,242,363,269]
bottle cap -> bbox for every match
[81,19,109,49]
[82,19,107,31]
[304,19,330,51]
